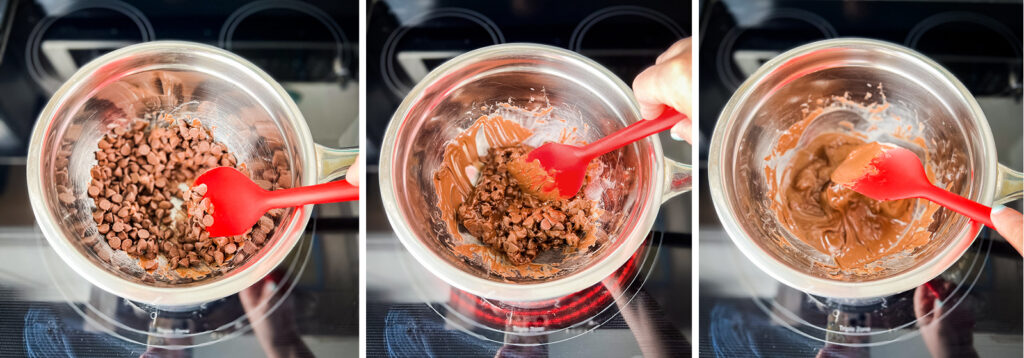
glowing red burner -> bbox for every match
[447,243,645,329]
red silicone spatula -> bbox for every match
[831,142,994,227]
[512,107,687,200]
[193,166,359,237]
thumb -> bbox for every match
[637,102,666,122]
[671,118,693,144]
[991,205,1023,255]
[346,154,362,186]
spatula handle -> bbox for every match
[922,185,994,228]
[581,107,687,158]
[265,180,360,209]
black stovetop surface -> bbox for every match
[0,0,359,158]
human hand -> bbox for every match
[991,204,1022,255]
[632,37,693,143]
[914,280,978,358]
[238,274,312,358]
[346,154,362,186]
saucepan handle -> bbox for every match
[314,144,359,184]
[662,158,692,204]
[994,163,1023,205]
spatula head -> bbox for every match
[832,143,929,201]
[510,142,587,200]
[193,166,269,237]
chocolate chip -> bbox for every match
[258,216,273,231]
[242,241,257,256]
[95,243,111,262]
[254,179,272,190]
[253,230,267,245]
[58,192,76,205]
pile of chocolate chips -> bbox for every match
[87,116,285,275]
[457,145,597,265]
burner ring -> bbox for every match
[716,9,837,90]
[454,252,642,329]
[904,11,1021,58]
[569,5,688,53]
[380,8,505,97]
[25,0,154,93]
[806,294,885,312]
[219,0,350,79]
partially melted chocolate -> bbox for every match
[456,145,597,265]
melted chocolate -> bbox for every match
[779,133,920,270]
